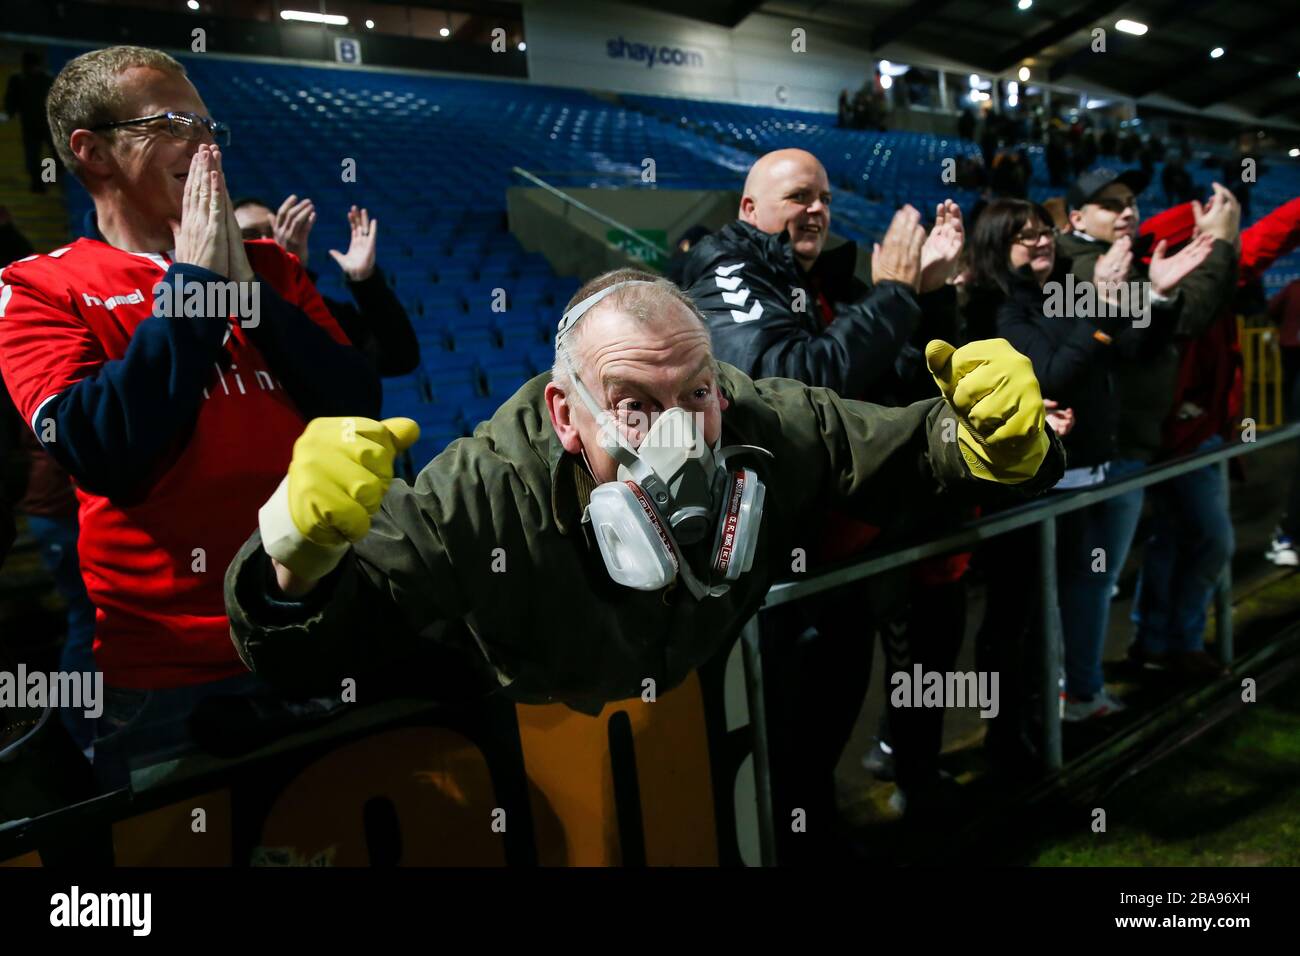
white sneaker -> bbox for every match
[1063,688,1126,722]
[1267,533,1299,567]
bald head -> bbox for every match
[739,148,831,269]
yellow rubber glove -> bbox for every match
[259,416,420,580]
[925,338,1049,484]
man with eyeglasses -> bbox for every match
[1058,168,1241,681]
[0,46,380,788]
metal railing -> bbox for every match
[512,168,739,187]
[739,421,1300,866]
[3,425,1296,866]
[514,163,881,261]
[510,166,670,264]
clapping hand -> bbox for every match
[273,194,316,267]
[920,200,964,294]
[872,204,926,291]
[328,206,379,282]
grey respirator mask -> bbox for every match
[557,280,772,600]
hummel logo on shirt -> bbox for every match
[82,289,146,311]
[715,263,763,323]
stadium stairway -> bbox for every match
[0,56,68,254]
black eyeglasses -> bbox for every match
[90,110,230,146]
[1013,226,1058,246]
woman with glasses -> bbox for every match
[968,198,1150,727]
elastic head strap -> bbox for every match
[556,280,658,467]
[554,279,658,345]
[676,551,730,600]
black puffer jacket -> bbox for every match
[679,220,953,403]
[995,263,1167,470]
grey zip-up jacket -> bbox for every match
[225,363,1064,713]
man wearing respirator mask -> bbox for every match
[225,269,1064,714]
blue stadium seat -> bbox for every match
[449,326,500,352]
[460,397,504,429]
[481,358,534,397]
[423,354,484,399]
[526,346,556,377]
[48,43,1300,343]
[496,313,548,345]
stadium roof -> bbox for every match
[617,0,1300,127]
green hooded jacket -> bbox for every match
[225,364,1064,713]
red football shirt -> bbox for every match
[0,237,350,688]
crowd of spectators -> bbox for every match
[837,78,888,131]
[1,44,1298,866]
[670,141,1298,857]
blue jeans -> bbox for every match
[1056,470,1146,699]
[93,671,268,792]
[1131,436,1234,654]
[26,513,98,751]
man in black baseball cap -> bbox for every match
[1058,166,1223,302]
[1065,167,1151,242]
[1056,169,1240,695]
